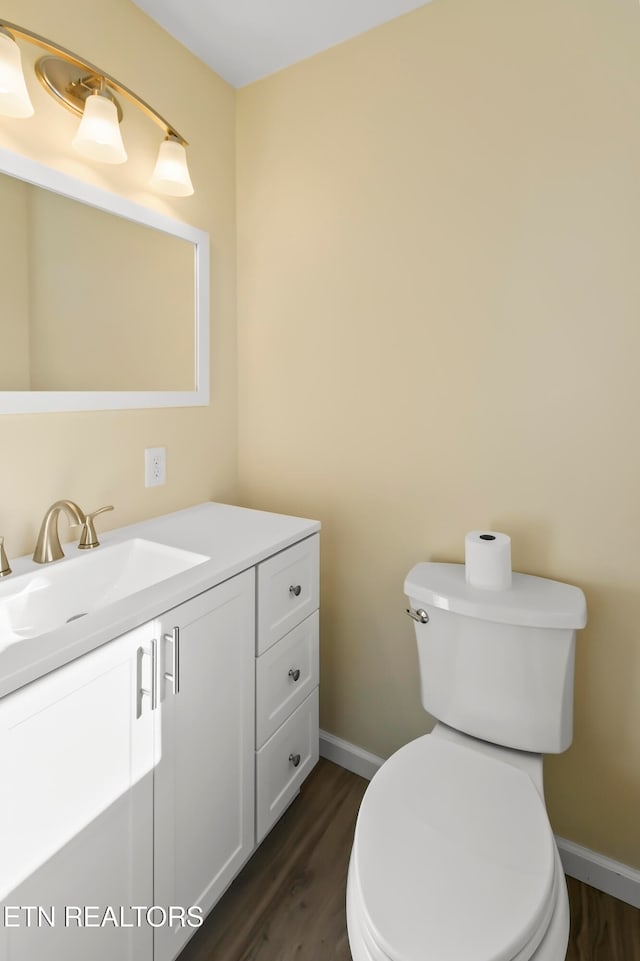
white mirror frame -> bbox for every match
[0,146,209,414]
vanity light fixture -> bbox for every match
[71,84,127,165]
[0,20,194,195]
[150,135,194,197]
[0,28,34,117]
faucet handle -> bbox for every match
[0,536,11,577]
[78,506,114,550]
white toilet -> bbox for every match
[347,558,587,961]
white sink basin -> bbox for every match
[0,538,208,648]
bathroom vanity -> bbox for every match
[0,502,320,961]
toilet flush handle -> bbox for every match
[405,607,429,624]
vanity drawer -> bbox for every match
[255,688,319,842]
[256,611,319,749]
[257,534,319,655]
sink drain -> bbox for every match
[66,612,88,623]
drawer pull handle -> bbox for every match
[289,752,301,768]
[288,668,301,682]
[289,584,302,597]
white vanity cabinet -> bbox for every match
[0,504,320,961]
[0,623,157,961]
[153,571,255,961]
[255,534,320,842]
[0,573,256,961]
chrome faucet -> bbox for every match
[33,500,114,564]
[0,536,11,576]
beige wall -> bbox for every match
[0,176,30,387]
[237,0,640,869]
[0,0,238,553]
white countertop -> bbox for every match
[0,502,320,699]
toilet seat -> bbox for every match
[350,734,560,961]
[348,847,566,961]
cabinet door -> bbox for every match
[0,624,156,961]
[153,570,255,961]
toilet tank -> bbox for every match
[404,563,587,754]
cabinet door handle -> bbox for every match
[289,752,301,768]
[289,584,302,597]
[163,627,180,696]
[288,668,301,682]
[136,638,158,718]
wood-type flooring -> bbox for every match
[177,759,640,961]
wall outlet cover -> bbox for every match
[145,447,167,487]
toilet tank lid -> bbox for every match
[405,563,587,629]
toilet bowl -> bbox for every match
[346,729,570,961]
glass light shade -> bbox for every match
[0,32,35,118]
[72,92,127,164]
[150,138,194,197]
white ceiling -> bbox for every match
[132,0,431,88]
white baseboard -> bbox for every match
[319,729,384,781]
[319,729,640,909]
[556,837,640,909]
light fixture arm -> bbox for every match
[0,19,187,145]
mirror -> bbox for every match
[0,147,209,413]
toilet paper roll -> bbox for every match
[464,531,512,590]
